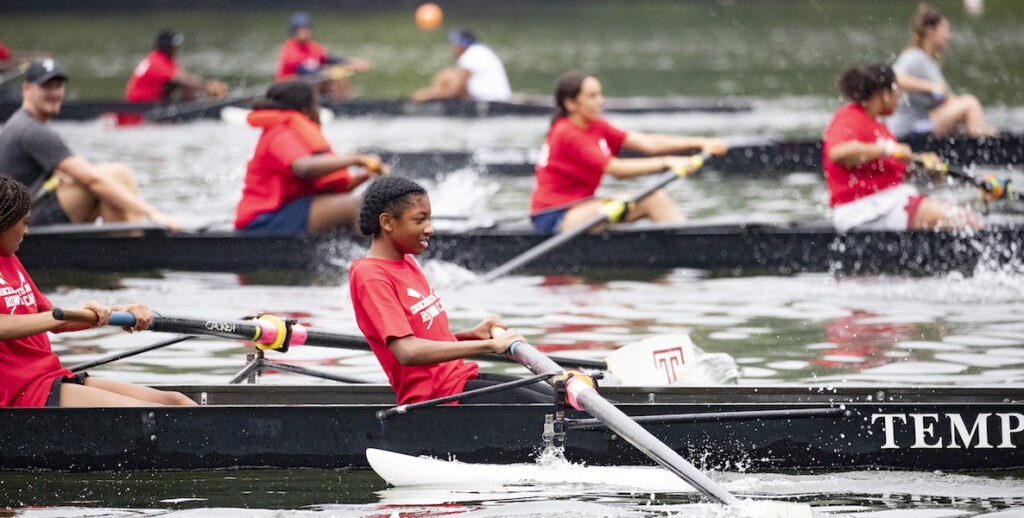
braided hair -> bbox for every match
[0,177,31,234]
[358,176,427,237]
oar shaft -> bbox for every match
[52,309,371,351]
[479,153,710,282]
[508,339,738,505]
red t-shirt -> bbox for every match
[349,255,479,405]
[234,122,320,229]
[529,117,628,213]
[822,102,907,207]
[0,254,70,407]
[0,42,11,61]
[276,38,329,81]
[125,50,178,102]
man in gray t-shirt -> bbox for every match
[0,59,179,230]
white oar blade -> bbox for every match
[738,500,816,518]
[604,334,740,386]
[366,449,816,516]
[366,448,693,491]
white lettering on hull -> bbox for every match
[871,412,1023,449]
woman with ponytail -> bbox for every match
[528,72,727,234]
[823,64,982,232]
[234,80,385,234]
[889,3,996,138]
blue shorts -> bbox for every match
[241,197,313,234]
[531,209,567,234]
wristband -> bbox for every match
[883,141,896,158]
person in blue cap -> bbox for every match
[411,29,511,102]
[276,12,371,100]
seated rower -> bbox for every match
[410,29,511,103]
[0,177,195,408]
[234,80,384,234]
[126,30,229,104]
[529,71,728,234]
[888,3,997,139]
[277,12,372,101]
[0,59,180,231]
[349,175,554,405]
[823,63,983,232]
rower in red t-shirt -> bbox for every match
[529,72,727,234]
[349,176,554,405]
[0,177,194,408]
[234,80,384,234]
[822,63,982,232]
[276,12,371,100]
[121,30,229,125]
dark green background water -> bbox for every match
[2,0,1022,104]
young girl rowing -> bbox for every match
[0,176,194,407]
[349,176,554,405]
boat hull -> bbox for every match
[1,385,1021,472]
[17,221,1024,276]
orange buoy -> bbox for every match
[415,3,443,30]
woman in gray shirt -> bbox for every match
[889,3,997,138]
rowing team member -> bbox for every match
[234,80,385,234]
[411,29,511,103]
[350,175,554,405]
[277,12,372,101]
[888,2,997,139]
[529,72,728,234]
[0,177,195,408]
[0,59,181,232]
[823,63,982,232]
[126,30,229,105]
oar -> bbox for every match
[916,156,1021,202]
[494,329,814,516]
[478,152,711,283]
[52,308,366,352]
[66,335,196,372]
[51,310,733,386]
[29,175,61,208]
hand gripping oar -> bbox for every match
[478,153,711,283]
[52,311,736,387]
[915,156,1021,202]
[494,329,813,517]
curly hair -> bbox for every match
[252,80,315,112]
[0,177,31,234]
[358,176,427,236]
[837,64,895,103]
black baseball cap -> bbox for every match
[24,59,68,85]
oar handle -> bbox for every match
[51,309,310,350]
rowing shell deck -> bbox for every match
[1,385,1021,472]
[18,219,1024,276]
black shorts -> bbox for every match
[29,191,71,226]
[45,372,89,407]
[461,373,555,404]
